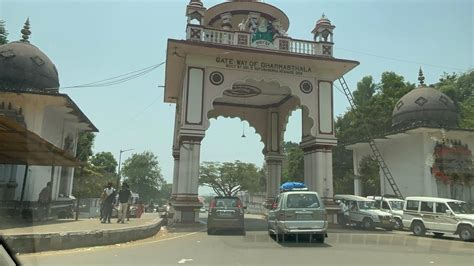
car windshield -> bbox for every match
[358,201,377,210]
[447,202,474,214]
[287,194,320,208]
[389,201,404,210]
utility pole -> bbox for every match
[117,149,134,188]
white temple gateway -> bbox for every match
[347,71,474,204]
[164,0,359,222]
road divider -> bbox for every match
[2,218,163,254]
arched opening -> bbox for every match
[199,116,266,210]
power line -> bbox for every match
[335,47,465,71]
[61,62,165,89]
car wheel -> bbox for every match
[394,218,403,230]
[433,233,444,238]
[459,225,473,241]
[362,218,374,230]
[412,221,426,236]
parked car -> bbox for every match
[367,196,405,230]
[207,196,245,235]
[334,195,395,231]
[402,196,474,241]
[267,183,327,243]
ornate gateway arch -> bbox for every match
[164,0,359,222]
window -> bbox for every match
[406,200,419,211]
[215,198,238,208]
[381,201,390,210]
[435,203,448,213]
[420,201,434,212]
[286,194,320,209]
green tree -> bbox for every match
[437,71,474,128]
[199,161,261,196]
[0,20,8,45]
[72,134,118,198]
[333,72,415,194]
[281,141,304,183]
[156,183,172,205]
[121,151,165,204]
[75,132,95,162]
[91,152,117,174]
[358,156,380,196]
[72,164,115,198]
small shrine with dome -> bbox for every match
[0,19,97,218]
[347,69,474,203]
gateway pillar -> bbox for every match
[172,136,203,223]
[265,153,284,202]
[302,144,334,199]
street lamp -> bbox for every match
[117,148,134,188]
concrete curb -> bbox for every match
[1,218,163,254]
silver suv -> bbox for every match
[402,196,474,241]
[267,190,327,243]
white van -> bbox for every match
[334,195,395,230]
[402,196,474,241]
[367,196,405,230]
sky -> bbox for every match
[1,0,472,194]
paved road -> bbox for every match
[18,214,474,266]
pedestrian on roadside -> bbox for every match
[117,182,132,224]
[339,200,350,227]
[37,182,52,221]
[99,185,108,221]
[101,182,116,224]
[135,200,144,218]
[126,195,132,222]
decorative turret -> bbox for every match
[312,13,335,43]
[186,0,206,25]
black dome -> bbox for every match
[0,41,59,91]
[392,86,459,129]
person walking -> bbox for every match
[101,182,116,224]
[117,182,132,224]
[37,182,52,221]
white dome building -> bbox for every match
[347,70,474,203]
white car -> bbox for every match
[367,196,405,230]
[402,196,474,241]
[335,195,395,230]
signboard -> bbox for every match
[215,57,312,76]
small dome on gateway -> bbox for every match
[0,18,59,91]
[391,69,459,130]
[204,0,290,32]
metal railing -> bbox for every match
[186,25,333,57]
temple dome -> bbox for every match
[392,82,459,130]
[0,19,59,91]
[204,0,290,31]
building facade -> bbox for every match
[0,19,97,216]
[165,0,358,222]
[347,71,474,203]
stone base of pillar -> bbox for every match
[323,198,341,225]
[169,196,202,223]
